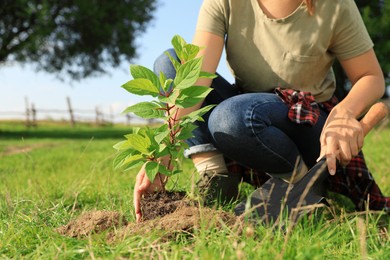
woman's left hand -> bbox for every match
[318,108,364,175]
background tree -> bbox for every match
[0,0,157,80]
[334,0,389,99]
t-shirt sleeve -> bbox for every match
[196,0,227,37]
[330,0,373,60]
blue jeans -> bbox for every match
[209,93,328,174]
[154,49,327,175]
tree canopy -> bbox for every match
[0,0,157,80]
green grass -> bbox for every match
[0,120,389,259]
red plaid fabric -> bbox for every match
[228,87,389,213]
[275,87,339,125]
[329,152,389,212]
[275,88,320,125]
[277,87,389,212]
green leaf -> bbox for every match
[157,143,169,156]
[174,57,203,90]
[113,140,127,151]
[176,123,197,140]
[159,72,174,94]
[122,154,144,166]
[171,35,187,61]
[199,71,217,79]
[121,78,160,97]
[122,102,165,119]
[132,127,141,134]
[170,169,183,176]
[179,86,212,99]
[123,160,144,172]
[175,86,213,108]
[113,140,136,151]
[157,163,171,176]
[182,44,201,61]
[125,133,152,154]
[154,124,169,144]
[165,51,181,72]
[144,161,160,181]
[163,78,174,94]
[182,104,216,123]
[130,65,160,90]
[113,150,130,169]
[159,72,167,87]
[158,90,179,105]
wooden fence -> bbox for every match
[0,96,153,127]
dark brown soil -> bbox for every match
[55,191,241,242]
[140,190,189,221]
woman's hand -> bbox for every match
[318,107,364,175]
[133,163,166,223]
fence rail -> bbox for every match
[0,96,155,127]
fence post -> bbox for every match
[95,106,100,125]
[126,114,131,126]
[110,105,114,124]
[66,97,75,127]
[31,103,37,127]
[25,97,31,128]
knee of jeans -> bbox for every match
[153,48,179,79]
[208,103,238,137]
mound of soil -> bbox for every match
[107,205,238,243]
[140,191,188,221]
[55,191,241,242]
[55,210,128,238]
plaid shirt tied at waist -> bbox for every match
[275,87,338,125]
[273,87,389,212]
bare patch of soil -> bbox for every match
[55,192,241,242]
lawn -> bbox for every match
[0,120,388,259]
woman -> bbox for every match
[133,0,389,222]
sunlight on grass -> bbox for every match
[0,121,388,259]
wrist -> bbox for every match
[330,104,358,119]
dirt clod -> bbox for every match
[55,210,128,238]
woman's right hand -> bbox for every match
[133,163,165,223]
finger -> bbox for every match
[349,138,359,158]
[133,184,142,222]
[134,166,146,223]
[357,130,364,151]
[326,153,337,175]
[338,140,352,167]
[139,176,152,191]
[325,136,338,175]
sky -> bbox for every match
[0,0,232,123]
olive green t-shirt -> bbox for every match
[196,0,373,102]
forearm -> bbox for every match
[336,49,385,118]
[333,74,385,118]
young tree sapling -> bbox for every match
[113,35,216,191]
